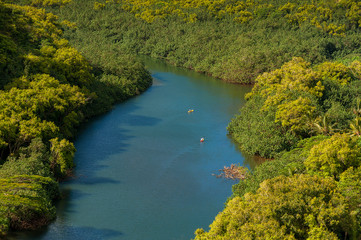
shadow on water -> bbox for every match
[8,99,162,240]
[8,226,122,240]
[69,101,161,185]
[7,100,161,240]
[7,190,120,239]
[11,56,253,240]
[57,188,92,212]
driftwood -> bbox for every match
[213,164,247,180]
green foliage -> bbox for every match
[0,74,87,156]
[222,55,361,239]
[232,136,325,198]
[0,138,51,178]
[50,0,361,84]
[0,175,59,236]
[31,0,72,7]
[248,57,324,109]
[49,137,75,179]
[227,96,298,158]
[275,96,316,134]
[0,0,152,236]
[195,174,349,240]
[93,1,105,10]
[305,133,361,179]
[338,167,361,239]
[317,61,354,85]
[4,0,361,238]
[230,57,361,158]
[106,0,360,37]
[24,45,94,87]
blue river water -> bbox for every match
[11,58,253,240]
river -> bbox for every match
[11,57,253,240]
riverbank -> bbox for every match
[0,1,152,237]
[46,0,361,238]
[9,49,252,240]
[3,0,361,239]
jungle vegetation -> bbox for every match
[2,0,361,239]
[50,0,361,83]
[0,0,151,236]
[197,59,361,239]
[53,0,361,238]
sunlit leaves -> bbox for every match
[24,45,93,87]
[279,100,314,135]
[346,1,361,28]
[0,74,86,154]
[105,0,360,36]
[244,57,361,137]
[49,137,75,178]
[0,175,58,236]
[106,0,255,23]
[94,1,105,10]
[9,4,63,42]
[305,133,361,179]
[279,2,346,36]
[249,57,324,109]
[316,62,353,85]
[30,0,72,7]
[195,174,348,240]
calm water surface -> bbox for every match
[12,58,253,240]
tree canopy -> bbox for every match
[0,0,152,236]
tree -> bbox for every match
[305,133,361,179]
[338,167,361,239]
[49,137,75,179]
[275,96,316,134]
[195,174,348,240]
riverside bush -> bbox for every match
[49,0,361,84]
[0,0,152,236]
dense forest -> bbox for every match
[0,0,151,236]
[51,0,361,83]
[1,0,361,239]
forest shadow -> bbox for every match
[69,101,161,186]
[7,225,122,240]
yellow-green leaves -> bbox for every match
[275,97,316,133]
[0,175,58,236]
[103,0,360,36]
[316,62,353,85]
[49,138,75,178]
[249,57,323,108]
[279,2,347,36]
[195,174,348,240]
[30,0,72,7]
[0,74,87,155]
[346,1,361,27]
[9,4,62,42]
[247,57,361,135]
[106,0,255,23]
[305,134,361,178]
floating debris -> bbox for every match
[213,164,248,180]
